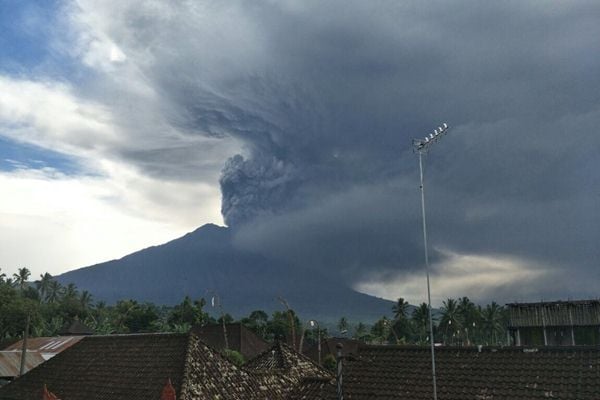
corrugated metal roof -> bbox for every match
[2,336,84,354]
[0,352,46,378]
[508,301,600,327]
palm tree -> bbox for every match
[392,298,410,321]
[63,283,78,300]
[337,317,349,335]
[481,302,505,345]
[457,296,478,345]
[46,280,63,304]
[439,298,464,345]
[80,290,93,310]
[411,302,430,344]
[354,322,368,341]
[36,272,53,301]
[12,267,31,291]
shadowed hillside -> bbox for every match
[57,224,393,322]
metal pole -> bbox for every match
[336,343,344,400]
[19,314,30,376]
[418,150,438,400]
[317,326,322,365]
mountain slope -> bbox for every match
[57,224,393,322]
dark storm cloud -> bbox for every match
[71,0,600,302]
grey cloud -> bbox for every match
[65,0,600,302]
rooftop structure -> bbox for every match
[507,300,600,346]
[0,332,274,400]
[294,344,600,399]
[192,322,270,360]
[244,341,331,399]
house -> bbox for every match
[57,320,94,336]
[0,332,276,400]
[303,337,361,365]
[507,300,600,346]
[293,344,600,399]
[0,336,85,385]
[244,341,332,399]
[2,337,85,362]
[192,322,270,360]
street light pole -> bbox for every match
[413,122,450,400]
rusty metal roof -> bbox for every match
[0,352,46,378]
[2,336,84,356]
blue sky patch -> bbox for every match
[0,135,80,173]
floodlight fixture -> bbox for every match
[413,122,450,153]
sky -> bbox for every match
[0,0,598,305]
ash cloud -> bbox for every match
[59,0,600,303]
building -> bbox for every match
[0,332,277,400]
[507,300,600,346]
[0,352,46,387]
[293,344,600,399]
[303,337,361,365]
[244,341,331,399]
[0,333,329,400]
[0,336,85,385]
[192,322,270,360]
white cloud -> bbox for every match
[0,166,223,279]
[356,249,551,306]
[0,73,232,276]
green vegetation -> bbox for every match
[0,268,509,348]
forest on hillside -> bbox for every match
[1,267,509,349]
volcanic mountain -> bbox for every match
[56,224,393,322]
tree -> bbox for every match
[439,298,464,345]
[36,273,53,302]
[392,298,410,320]
[63,283,78,300]
[371,316,396,344]
[113,300,159,333]
[267,310,301,343]
[411,303,430,344]
[481,302,505,345]
[79,290,94,310]
[241,310,269,339]
[13,267,31,291]
[168,296,208,327]
[391,298,412,342]
[457,297,479,345]
[353,322,370,341]
[337,317,349,335]
[46,280,63,304]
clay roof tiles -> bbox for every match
[245,341,332,400]
[0,332,274,400]
[294,344,600,400]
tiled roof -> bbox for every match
[245,341,332,399]
[303,338,361,363]
[0,333,275,400]
[192,323,270,360]
[294,345,600,400]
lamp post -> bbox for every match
[310,320,322,365]
[412,122,450,400]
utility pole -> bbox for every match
[413,122,450,400]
